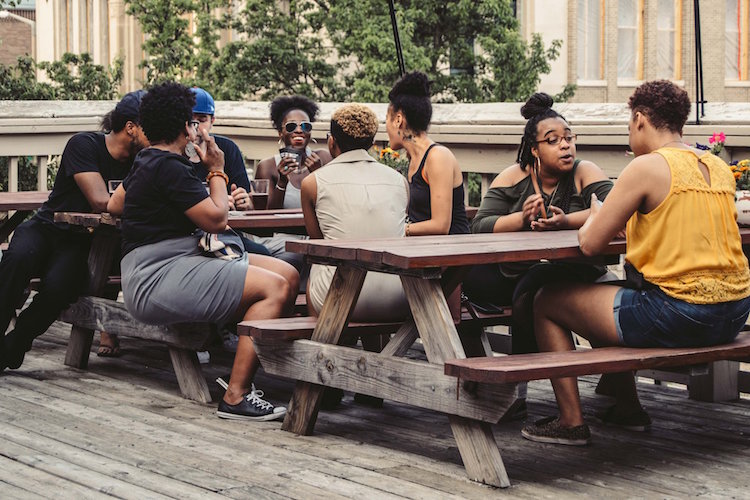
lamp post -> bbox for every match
[0,9,36,60]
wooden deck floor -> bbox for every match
[1,321,750,499]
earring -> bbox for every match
[278,138,283,146]
[535,156,541,170]
[310,137,318,144]
[397,131,401,137]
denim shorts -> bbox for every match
[614,287,750,348]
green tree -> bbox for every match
[320,0,574,103]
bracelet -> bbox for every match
[206,171,229,185]
[405,223,411,237]
[275,183,287,191]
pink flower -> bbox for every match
[710,132,726,144]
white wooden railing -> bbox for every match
[2,100,750,197]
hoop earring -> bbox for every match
[278,138,283,146]
[310,137,317,144]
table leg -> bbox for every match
[401,275,510,488]
[282,264,366,435]
[64,231,120,369]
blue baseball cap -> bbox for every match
[191,87,215,115]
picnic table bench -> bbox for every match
[242,229,750,488]
[51,210,306,403]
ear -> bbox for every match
[210,116,216,126]
[634,111,647,131]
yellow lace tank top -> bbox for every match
[625,147,750,304]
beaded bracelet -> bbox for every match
[405,223,411,236]
[206,171,229,185]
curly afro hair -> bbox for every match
[139,82,195,145]
[628,80,691,133]
[330,104,378,153]
[388,71,432,133]
[516,92,567,171]
[269,95,320,131]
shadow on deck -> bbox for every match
[1,321,749,498]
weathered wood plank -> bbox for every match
[59,296,214,350]
[253,339,515,422]
[168,347,212,404]
[444,334,750,384]
[283,265,367,435]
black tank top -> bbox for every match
[408,143,470,235]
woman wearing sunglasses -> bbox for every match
[255,95,332,210]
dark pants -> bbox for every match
[463,261,605,355]
[1,218,91,368]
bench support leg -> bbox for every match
[282,265,366,435]
[688,360,739,402]
[168,347,212,403]
[64,327,95,369]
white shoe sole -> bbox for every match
[217,408,287,422]
[520,429,590,446]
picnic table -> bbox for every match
[0,190,49,242]
[245,229,750,487]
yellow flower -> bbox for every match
[734,171,742,179]
[391,151,400,158]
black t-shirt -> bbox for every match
[121,148,209,256]
[36,132,132,229]
[190,135,250,192]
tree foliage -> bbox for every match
[0,53,123,100]
[123,0,572,103]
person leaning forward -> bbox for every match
[0,90,148,371]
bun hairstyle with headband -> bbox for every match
[387,71,433,133]
[516,92,566,171]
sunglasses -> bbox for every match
[284,121,313,133]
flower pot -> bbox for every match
[736,190,750,226]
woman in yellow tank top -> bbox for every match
[521,80,750,446]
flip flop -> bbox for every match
[97,338,122,357]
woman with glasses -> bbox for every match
[253,96,332,279]
[464,93,614,420]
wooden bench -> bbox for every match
[58,296,217,403]
[444,333,750,403]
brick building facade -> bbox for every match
[0,9,35,66]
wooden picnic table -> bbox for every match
[0,190,49,242]
[251,229,750,488]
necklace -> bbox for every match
[659,140,685,149]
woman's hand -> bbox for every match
[303,151,322,172]
[276,156,299,184]
[530,205,568,231]
[521,193,544,227]
[194,129,224,172]
[230,184,251,211]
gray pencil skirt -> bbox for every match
[121,235,248,325]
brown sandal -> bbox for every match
[97,333,121,357]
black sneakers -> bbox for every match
[217,389,286,421]
[521,416,592,446]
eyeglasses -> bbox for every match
[284,121,313,133]
[188,120,200,130]
[535,134,577,146]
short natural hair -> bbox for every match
[628,80,691,134]
[139,82,195,144]
[269,95,320,131]
[330,104,378,153]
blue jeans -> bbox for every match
[614,287,750,348]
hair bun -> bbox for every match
[393,71,430,97]
[520,92,554,120]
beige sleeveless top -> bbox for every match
[308,149,410,321]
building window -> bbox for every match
[726,0,749,80]
[578,0,605,80]
[617,0,643,80]
[656,0,681,80]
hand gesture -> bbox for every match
[521,193,544,227]
[530,205,568,231]
[277,155,299,179]
[194,128,224,172]
[231,184,251,211]
[303,151,322,172]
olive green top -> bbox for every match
[471,160,614,233]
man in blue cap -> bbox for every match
[188,87,254,211]
[0,90,148,369]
